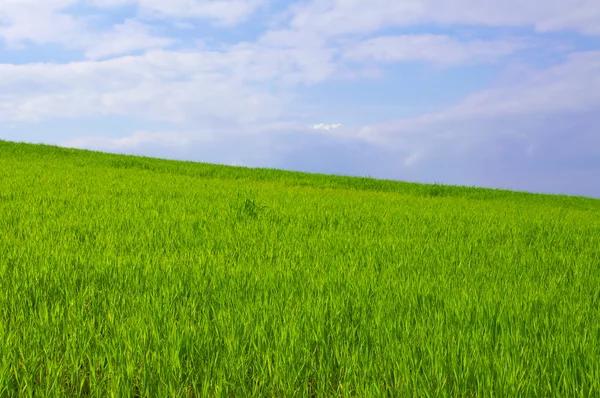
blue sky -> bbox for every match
[1,0,599,198]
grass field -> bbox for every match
[1,139,599,397]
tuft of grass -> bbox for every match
[230,191,271,221]
[0,139,600,397]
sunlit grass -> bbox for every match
[1,139,599,397]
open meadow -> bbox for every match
[1,139,599,397]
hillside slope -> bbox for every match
[1,140,599,396]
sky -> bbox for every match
[1,0,599,198]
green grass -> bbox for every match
[1,139,599,397]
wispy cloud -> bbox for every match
[343,35,528,66]
[0,50,286,124]
[287,0,600,37]
[0,2,173,59]
[91,0,266,26]
[310,123,341,131]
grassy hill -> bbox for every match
[1,139,599,397]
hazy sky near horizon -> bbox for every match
[1,0,599,198]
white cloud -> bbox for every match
[351,50,600,167]
[0,0,82,47]
[0,50,286,124]
[403,151,424,167]
[343,34,528,66]
[310,123,342,130]
[63,130,216,150]
[91,0,265,26]
[357,49,600,131]
[0,2,173,58]
[0,19,349,125]
[429,0,600,36]
[417,50,600,122]
[83,20,174,60]
[223,40,340,86]
[287,0,600,37]
[61,120,318,151]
